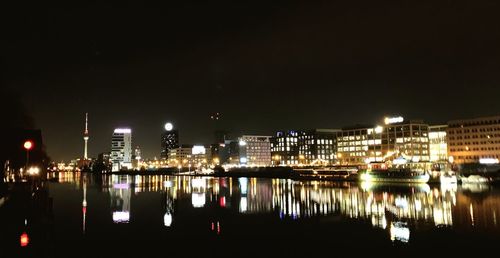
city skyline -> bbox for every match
[3,1,500,161]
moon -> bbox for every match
[164,122,173,131]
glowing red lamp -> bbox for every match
[20,232,29,247]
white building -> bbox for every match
[239,135,272,166]
[111,128,132,172]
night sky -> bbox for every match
[2,0,500,161]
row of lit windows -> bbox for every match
[449,134,499,140]
[450,147,500,152]
[448,127,500,134]
[449,140,500,146]
[455,155,500,159]
[449,119,500,128]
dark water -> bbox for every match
[1,172,500,257]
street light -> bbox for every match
[23,140,33,170]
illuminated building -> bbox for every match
[168,145,211,167]
[429,125,448,162]
[161,122,179,159]
[337,117,430,165]
[271,130,301,166]
[219,140,240,165]
[298,129,340,165]
[238,135,272,166]
[111,128,132,171]
[447,116,500,164]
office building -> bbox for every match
[111,128,132,172]
[161,122,179,159]
[447,116,500,164]
[298,129,340,165]
[238,135,272,166]
[337,117,430,165]
[429,125,448,162]
[168,144,211,168]
[271,130,301,166]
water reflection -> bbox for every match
[45,173,500,243]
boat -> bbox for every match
[360,168,430,183]
[459,173,500,184]
[293,167,358,181]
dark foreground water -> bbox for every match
[1,172,500,257]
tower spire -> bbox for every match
[83,113,89,160]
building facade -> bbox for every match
[161,130,179,159]
[238,135,272,166]
[337,118,430,165]
[168,145,211,168]
[429,125,448,162]
[447,116,500,164]
[298,129,340,165]
[271,131,301,166]
[111,128,132,171]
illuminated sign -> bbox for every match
[384,116,404,125]
[114,128,131,134]
[192,145,206,155]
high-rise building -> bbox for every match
[238,135,272,166]
[429,125,448,162]
[337,117,430,165]
[447,116,500,164]
[83,113,89,160]
[161,122,179,159]
[298,129,340,165]
[111,128,132,172]
[271,131,301,166]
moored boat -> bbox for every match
[360,168,430,183]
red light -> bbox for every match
[20,232,29,247]
[23,141,33,150]
[219,197,226,207]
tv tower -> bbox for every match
[83,113,89,160]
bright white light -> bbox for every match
[393,157,408,165]
[191,178,206,189]
[479,158,499,164]
[112,211,130,223]
[164,212,172,227]
[192,193,206,208]
[192,145,206,155]
[164,181,173,188]
[239,140,247,146]
[164,122,173,131]
[375,126,384,134]
[239,197,248,213]
[384,116,404,125]
[239,178,248,194]
[28,167,40,175]
[390,222,410,243]
[240,157,248,164]
[114,128,131,134]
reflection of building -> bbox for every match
[298,129,340,165]
[109,175,131,223]
[161,125,179,159]
[429,125,448,162]
[238,135,272,166]
[271,131,301,166]
[447,116,500,164]
[111,128,132,172]
[337,117,430,165]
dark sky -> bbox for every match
[2,0,500,161]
